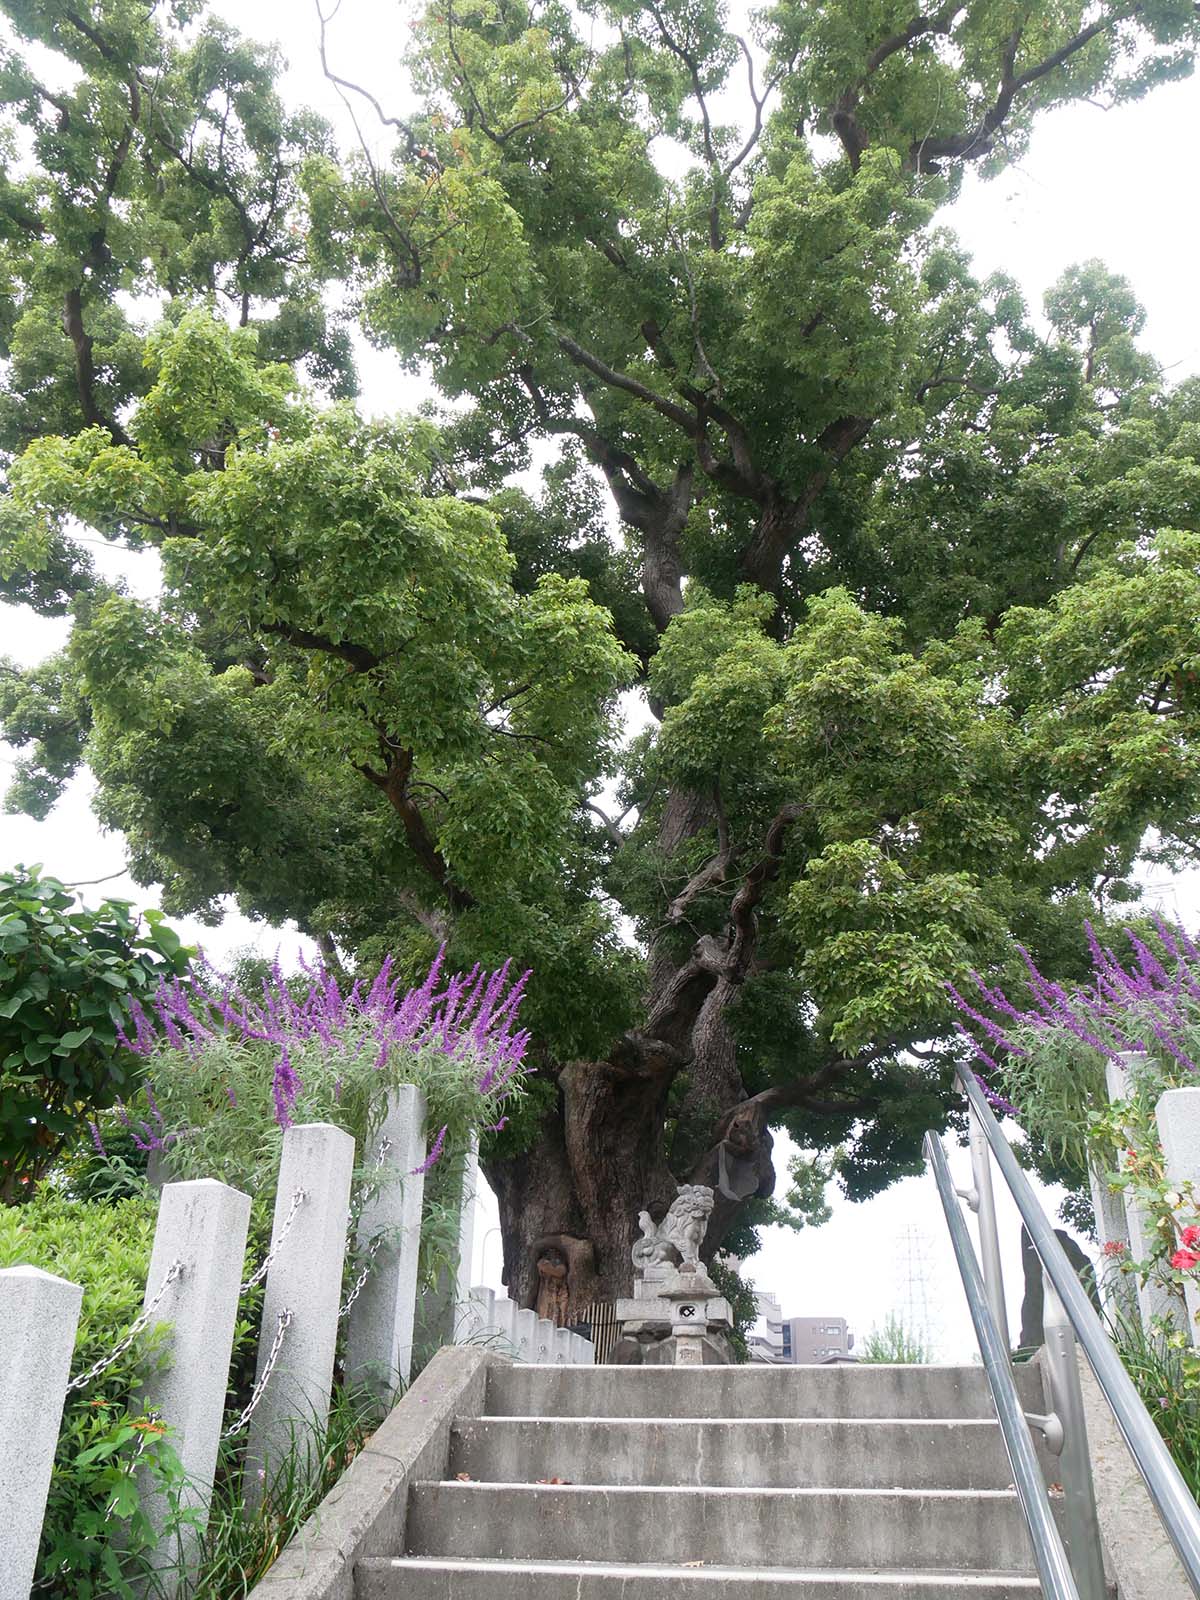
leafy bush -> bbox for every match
[707,1258,758,1363]
[0,865,190,1200]
[951,919,1200,1307]
[858,1312,932,1363]
[1105,1292,1200,1504]
[0,1191,188,1598]
[92,948,531,1251]
[190,1382,386,1598]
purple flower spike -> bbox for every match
[412,1123,448,1176]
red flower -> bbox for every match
[1170,1248,1200,1272]
[1181,1225,1200,1249]
[1102,1240,1126,1257]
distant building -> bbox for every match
[786,1315,855,1364]
[748,1294,855,1364]
[747,1292,786,1364]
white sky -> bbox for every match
[4,0,1200,1358]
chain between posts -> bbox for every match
[222,1309,293,1439]
[65,1260,185,1394]
[339,1236,382,1319]
[337,1133,395,1319]
[240,1188,307,1293]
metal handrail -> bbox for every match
[954,1065,1200,1594]
[926,1131,1082,1600]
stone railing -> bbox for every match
[0,1088,591,1600]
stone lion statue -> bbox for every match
[632,1184,715,1271]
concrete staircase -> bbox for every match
[356,1362,1055,1597]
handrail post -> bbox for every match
[970,1105,1009,1351]
[925,1133,1081,1599]
[1041,1268,1108,1600]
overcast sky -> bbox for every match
[3,0,1199,1357]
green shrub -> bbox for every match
[190,1382,387,1598]
[0,1191,190,1598]
[1105,1292,1200,1504]
[0,865,191,1200]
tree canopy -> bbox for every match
[2,0,1199,1297]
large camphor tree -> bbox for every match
[3,0,1200,1305]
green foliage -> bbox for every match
[190,1381,387,1599]
[858,1312,932,1364]
[0,866,191,1199]
[959,922,1200,1304]
[1106,1296,1200,1505]
[2,0,1199,1267]
[707,1256,759,1363]
[0,1191,189,1598]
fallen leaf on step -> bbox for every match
[682,1561,705,1568]
[1048,1483,1064,1496]
[535,1476,572,1484]
[454,1472,473,1481]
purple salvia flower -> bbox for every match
[88,1120,106,1157]
[143,1081,164,1128]
[1125,929,1169,988]
[272,1044,301,1130]
[412,1123,448,1176]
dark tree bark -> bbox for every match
[482,1047,683,1306]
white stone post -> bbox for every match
[1156,1085,1200,1344]
[491,1294,518,1354]
[1088,1157,1134,1314]
[568,1332,591,1364]
[139,1179,251,1590]
[453,1135,480,1325]
[536,1315,555,1364]
[0,1266,83,1600]
[414,1135,478,1354]
[1107,1054,1186,1333]
[245,1123,355,1502]
[462,1285,493,1344]
[514,1307,538,1362]
[346,1087,428,1397]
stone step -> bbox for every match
[485,1364,1041,1421]
[450,1416,1018,1490]
[357,1556,1044,1599]
[403,1482,1037,1572]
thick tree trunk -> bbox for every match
[483,768,789,1310]
[483,1003,777,1310]
[483,1049,689,1310]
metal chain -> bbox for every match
[339,1236,382,1319]
[337,1134,395,1320]
[222,1309,293,1439]
[240,1188,307,1293]
[66,1261,185,1394]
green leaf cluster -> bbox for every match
[0,865,190,1198]
[1,0,1199,1228]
